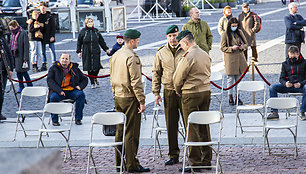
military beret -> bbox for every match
[176,30,192,42]
[124,29,141,39]
[166,25,179,35]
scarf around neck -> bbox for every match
[10,26,22,56]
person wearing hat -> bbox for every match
[110,29,150,173]
[173,30,212,173]
[38,1,57,71]
[218,5,232,36]
[238,3,260,62]
[107,35,124,56]
[152,25,185,165]
[182,8,213,54]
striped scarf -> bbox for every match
[10,26,22,56]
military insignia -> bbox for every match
[175,28,177,32]
[136,60,140,64]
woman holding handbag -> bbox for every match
[8,20,33,93]
[220,17,248,105]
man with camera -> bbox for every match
[268,45,306,120]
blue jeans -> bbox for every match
[49,90,85,123]
[17,72,33,89]
[42,42,56,63]
[269,84,306,112]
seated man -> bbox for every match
[47,53,88,126]
[268,46,306,120]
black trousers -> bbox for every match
[0,71,8,114]
[88,70,99,84]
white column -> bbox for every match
[104,0,112,33]
[69,0,77,38]
[20,0,27,17]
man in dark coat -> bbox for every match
[38,1,56,71]
[268,46,306,120]
[284,2,306,56]
[0,31,14,120]
[47,53,88,126]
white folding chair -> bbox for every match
[263,98,299,159]
[182,111,222,174]
[14,87,48,141]
[286,93,303,117]
[210,72,225,118]
[37,103,74,162]
[86,112,126,174]
[235,81,266,137]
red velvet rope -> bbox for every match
[141,73,152,81]
[11,73,48,83]
[84,74,110,78]
[210,65,250,90]
[254,65,271,86]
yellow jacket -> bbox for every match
[152,43,185,95]
[173,45,211,94]
[110,45,145,104]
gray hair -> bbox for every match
[288,2,297,9]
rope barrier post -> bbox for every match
[251,57,255,105]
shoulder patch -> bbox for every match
[136,57,141,65]
[157,45,165,51]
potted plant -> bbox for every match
[228,0,237,7]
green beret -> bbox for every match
[166,25,179,35]
[176,30,192,42]
[124,29,141,39]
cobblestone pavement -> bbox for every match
[62,145,306,174]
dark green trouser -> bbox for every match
[181,91,212,166]
[114,97,141,170]
[164,89,183,159]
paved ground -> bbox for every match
[1,0,306,173]
[62,146,306,173]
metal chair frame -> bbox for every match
[182,111,223,174]
[263,97,299,159]
[14,87,49,141]
[210,72,225,118]
[37,103,74,162]
[235,81,266,137]
[86,112,126,174]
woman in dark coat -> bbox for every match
[8,20,33,93]
[76,17,110,89]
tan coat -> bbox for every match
[173,45,211,94]
[152,44,185,95]
[110,45,145,104]
[218,16,229,36]
[182,19,213,54]
[220,29,248,76]
[238,12,260,46]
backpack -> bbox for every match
[251,12,262,33]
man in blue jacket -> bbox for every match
[284,2,306,56]
[47,53,88,126]
[268,46,306,120]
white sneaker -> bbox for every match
[91,84,96,89]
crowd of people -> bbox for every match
[0,1,305,173]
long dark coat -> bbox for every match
[12,29,30,72]
[76,27,109,71]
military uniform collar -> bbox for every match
[168,43,180,49]
[122,45,134,51]
[187,45,199,52]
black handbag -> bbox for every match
[102,109,117,136]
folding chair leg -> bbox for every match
[288,128,298,159]
[153,130,157,161]
[86,146,92,174]
[182,145,188,174]
[60,132,72,162]
[37,132,44,148]
[90,147,98,174]
[150,110,157,138]
[265,129,271,155]
[156,132,163,158]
